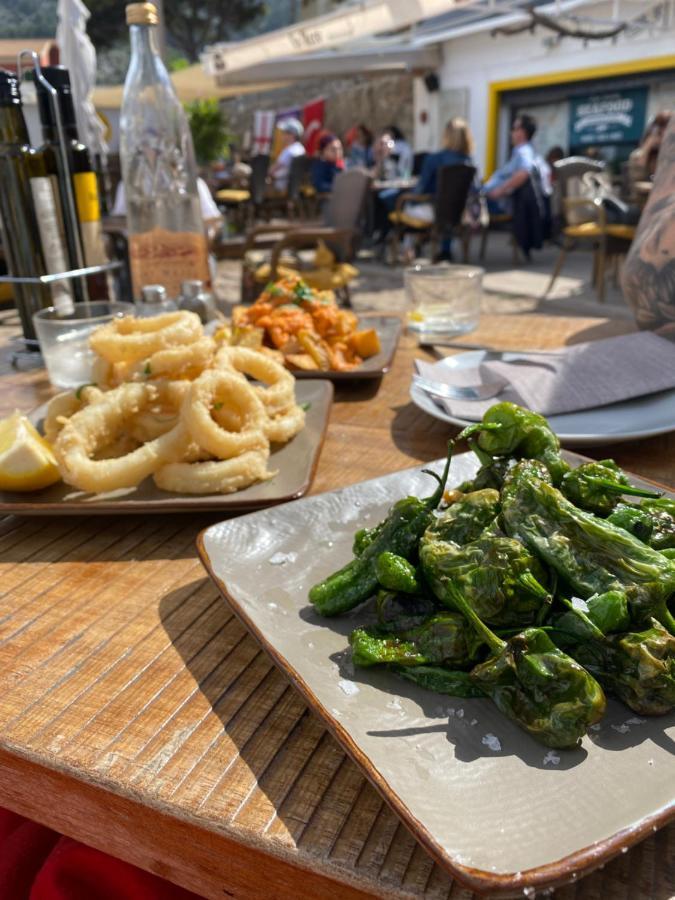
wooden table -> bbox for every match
[0,313,673,900]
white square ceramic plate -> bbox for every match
[197,452,675,895]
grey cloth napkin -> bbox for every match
[415,332,675,422]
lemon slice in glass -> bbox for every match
[0,412,60,491]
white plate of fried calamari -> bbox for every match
[0,310,332,514]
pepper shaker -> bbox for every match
[135,284,177,317]
[177,279,217,324]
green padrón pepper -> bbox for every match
[501,460,675,634]
[309,443,453,616]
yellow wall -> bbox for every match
[485,54,675,174]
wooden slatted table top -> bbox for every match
[0,312,673,900]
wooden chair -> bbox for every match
[544,179,635,303]
[241,168,372,306]
[216,154,269,228]
[388,163,476,264]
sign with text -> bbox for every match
[570,88,647,147]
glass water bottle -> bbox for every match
[120,2,210,300]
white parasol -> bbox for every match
[56,0,108,159]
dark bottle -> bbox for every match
[36,65,110,300]
[0,69,60,342]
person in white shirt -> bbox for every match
[268,118,306,192]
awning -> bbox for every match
[202,0,476,76]
[91,67,291,108]
[215,42,441,86]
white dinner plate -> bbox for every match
[410,351,675,447]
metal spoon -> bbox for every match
[412,373,506,402]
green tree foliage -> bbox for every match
[0,0,57,37]
[185,98,231,165]
[87,0,265,62]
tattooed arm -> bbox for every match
[621,116,675,339]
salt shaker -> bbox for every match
[135,284,177,317]
[177,280,218,324]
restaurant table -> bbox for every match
[372,178,418,192]
[0,312,673,900]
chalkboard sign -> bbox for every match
[570,88,647,147]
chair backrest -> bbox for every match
[323,168,372,231]
[433,164,477,231]
[249,154,270,205]
[287,154,310,201]
[553,157,606,226]
[412,152,428,176]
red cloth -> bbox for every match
[302,97,325,156]
[0,809,201,900]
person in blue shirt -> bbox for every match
[311,134,344,193]
[484,113,550,214]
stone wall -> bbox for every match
[222,73,414,150]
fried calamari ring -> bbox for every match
[43,386,105,444]
[54,383,189,492]
[181,369,268,459]
[216,346,296,415]
[264,404,306,444]
[131,337,216,382]
[153,449,273,495]
[90,311,202,364]
[127,380,191,443]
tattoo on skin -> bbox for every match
[622,117,675,338]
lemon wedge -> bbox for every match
[0,412,60,492]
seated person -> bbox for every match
[268,118,306,193]
[395,118,476,261]
[384,125,413,178]
[312,134,344,193]
[484,113,550,214]
[416,117,475,199]
[628,111,672,201]
[348,124,374,169]
[622,113,675,338]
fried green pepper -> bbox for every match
[353,522,385,556]
[376,589,438,632]
[396,665,486,698]
[456,455,512,494]
[309,443,453,617]
[552,591,631,645]
[461,402,570,485]
[420,529,551,627]
[501,460,675,634]
[572,621,675,715]
[427,489,501,546]
[375,552,419,593]
[350,612,484,668]
[561,460,661,517]
[608,498,675,551]
[434,582,606,747]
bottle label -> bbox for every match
[73,171,101,224]
[29,176,75,313]
[129,228,210,300]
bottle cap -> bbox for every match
[181,280,204,299]
[0,69,21,106]
[141,284,167,305]
[126,2,159,25]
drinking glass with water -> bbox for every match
[33,301,134,389]
[404,264,483,344]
